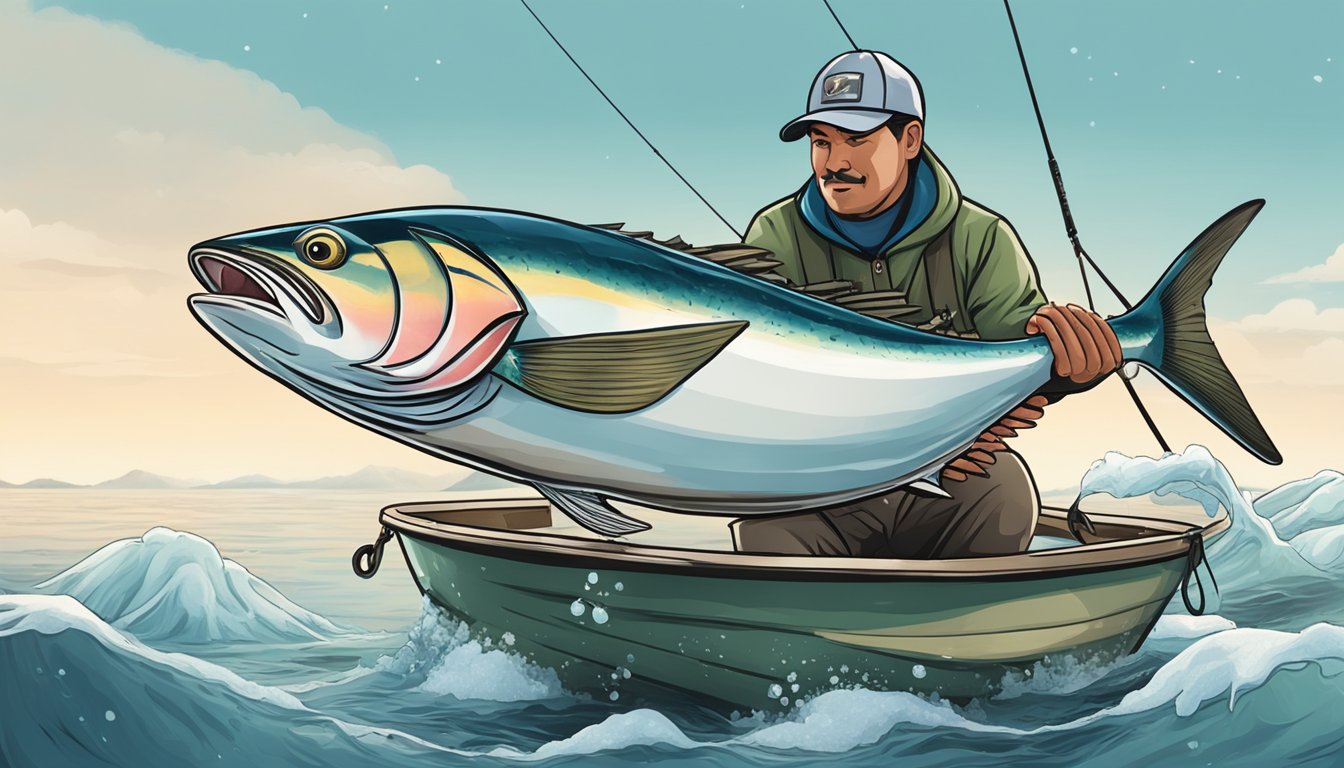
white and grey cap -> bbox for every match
[780,50,924,142]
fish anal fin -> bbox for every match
[535,484,651,537]
[507,321,748,413]
[907,470,953,499]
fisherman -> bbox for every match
[733,50,1122,558]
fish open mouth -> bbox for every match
[189,248,325,323]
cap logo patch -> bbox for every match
[820,72,862,103]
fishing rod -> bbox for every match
[517,0,743,240]
[999,0,1172,454]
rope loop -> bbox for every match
[1179,530,1220,616]
[352,526,394,579]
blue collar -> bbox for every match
[798,157,937,256]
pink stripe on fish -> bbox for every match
[409,314,523,392]
[379,231,524,390]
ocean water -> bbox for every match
[2,449,1343,767]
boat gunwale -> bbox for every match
[380,497,1229,582]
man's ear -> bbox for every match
[903,121,924,160]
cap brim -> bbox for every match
[779,109,893,142]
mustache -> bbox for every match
[822,169,866,185]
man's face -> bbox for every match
[809,120,923,218]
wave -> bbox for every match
[35,526,351,644]
[1077,447,1344,591]
[0,594,482,767]
[481,618,1344,760]
[374,595,565,702]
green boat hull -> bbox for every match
[384,499,1220,710]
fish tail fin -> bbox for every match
[1112,199,1281,464]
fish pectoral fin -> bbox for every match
[535,484,651,537]
[907,471,953,499]
[506,321,748,413]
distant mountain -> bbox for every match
[286,465,461,491]
[443,471,526,493]
[95,470,203,489]
[198,474,288,490]
[17,478,85,489]
[3,465,465,491]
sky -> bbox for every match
[1,0,1340,490]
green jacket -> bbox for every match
[744,146,1047,340]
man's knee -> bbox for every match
[944,451,1039,555]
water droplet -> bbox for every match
[1314,75,1324,83]
[614,582,624,591]
[105,710,116,722]
[787,671,797,682]
[502,632,515,646]
[592,606,609,624]
[623,668,632,679]
[587,572,599,584]
[243,44,251,52]
[912,664,927,679]
[78,716,84,723]
[780,696,790,706]
[58,669,66,676]
[829,675,840,685]
[768,683,783,698]
[35,667,42,675]
[1069,47,1078,54]
[609,691,620,701]
[570,599,586,617]
[626,653,636,663]
[435,58,442,65]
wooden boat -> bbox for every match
[375,498,1225,710]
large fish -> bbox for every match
[187,201,1279,536]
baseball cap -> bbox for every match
[780,50,924,142]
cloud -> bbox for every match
[0,1,467,483]
[0,1,462,257]
[1232,299,1344,334]
[1264,244,1344,284]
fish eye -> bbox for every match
[294,227,348,270]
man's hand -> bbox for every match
[942,395,1048,482]
[1025,303,1122,386]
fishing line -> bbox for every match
[822,0,859,50]
[1002,0,1172,454]
[518,0,743,239]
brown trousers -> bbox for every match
[730,452,1039,558]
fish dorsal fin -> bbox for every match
[505,321,747,413]
[592,224,923,323]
